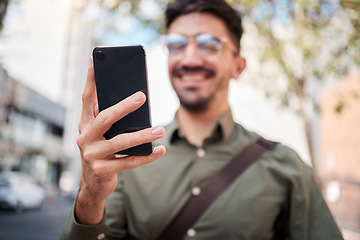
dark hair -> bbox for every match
[165,0,243,50]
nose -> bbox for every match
[179,42,204,67]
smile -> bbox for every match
[173,67,215,81]
[181,75,206,82]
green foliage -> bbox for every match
[240,0,359,113]
[334,99,345,114]
[90,0,359,112]
[94,0,358,101]
[0,0,9,30]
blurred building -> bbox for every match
[321,69,360,235]
[0,65,65,184]
[61,1,96,180]
[0,0,95,188]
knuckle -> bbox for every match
[76,135,85,148]
[91,163,106,178]
[139,130,151,143]
[123,156,138,169]
[81,92,86,102]
[81,90,90,103]
[128,157,138,169]
[82,149,96,162]
[108,137,123,153]
[78,122,84,133]
[97,111,111,125]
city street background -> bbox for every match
[0,0,359,239]
[0,189,73,240]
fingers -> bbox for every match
[79,125,165,159]
[80,145,166,192]
[79,61,98,133]
[106,125,165,156]
[81,91,146,141]
[108,145,166,173]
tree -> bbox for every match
[0,0,9,30]
[87,0,360,183]
[235,0,360,183]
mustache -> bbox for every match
[172,66,215,77]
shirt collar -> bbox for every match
[168,109,236,144]
[218,110,235,142]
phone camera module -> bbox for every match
[96,51,105,60]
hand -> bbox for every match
[75,60,166,224]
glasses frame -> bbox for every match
[161,33,238,57]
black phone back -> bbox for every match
[92,45,153,155]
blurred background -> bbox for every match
[0,0,359,239]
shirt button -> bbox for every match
[192,186,201,196]
[196,148,206,158]
[187,228,196,237]
[97,233,105,240]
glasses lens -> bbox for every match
[196,34,222,55]
[163,34,187,55]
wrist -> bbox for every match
[75,187,106,225]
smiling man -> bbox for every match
[61,0,343,239]
[163,9,245,147]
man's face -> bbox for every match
[166,12,243,112]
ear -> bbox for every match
[232,56,246,79]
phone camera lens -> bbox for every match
[96,51,105,60]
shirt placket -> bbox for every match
[185,145,207,239]
[191,146,207,196]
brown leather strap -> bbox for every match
[157,137,277,240]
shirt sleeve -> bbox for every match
[60,173,127,240]
[60,199,109,240]
[286,153,344,240]
[103,172,128,239]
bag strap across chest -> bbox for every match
[157,137,277,240]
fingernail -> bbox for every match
[132,92,143,103]
[152,126,163,136]
[154,146,165,154]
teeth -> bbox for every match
[182,75,203,81]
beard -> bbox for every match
[172,66,216,113]
[178,94,210,112]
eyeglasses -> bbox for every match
[161,33,236,56]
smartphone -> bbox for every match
[92,45,153,155]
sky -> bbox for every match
[0,0,72,103]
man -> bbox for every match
[61,0,343,239]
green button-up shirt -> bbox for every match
[61,111,343,240]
